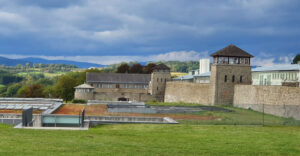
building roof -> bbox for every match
[153,63,170,70]
[74,83,94,89]
[173,74,194,80]
[194,72,211,77]
[86,73,151,84]
[252,64,300,72]
[210,44,254,58]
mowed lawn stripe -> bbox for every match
[0,124,299,156]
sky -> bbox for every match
[0,0,299,65]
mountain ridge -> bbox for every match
[0,56,105,68]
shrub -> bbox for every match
[72,99,87,104]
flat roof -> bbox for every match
[252,64,300,72]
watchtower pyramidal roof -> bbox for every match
[210,44,254,58]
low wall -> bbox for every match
[234,85,300,120]
[87,116,178,126]
[164,82,211,105]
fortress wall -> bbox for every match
[164,82,212,105]
[234,85,300,120]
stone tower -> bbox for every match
[210,45,254,105]
[149,64,172,102]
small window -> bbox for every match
[157,78,159,82]
[224,75,227,82]
[232,75,235,82]
[157,87,158,91]
[240,76,243,83]
[116,84,120,88]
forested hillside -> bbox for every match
[103,61,199,73]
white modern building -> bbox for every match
[252,64,300,86]
[199,59,210,74]
[175,64,300,86]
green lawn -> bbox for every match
[0,124,299,156]
[147,102,300,126]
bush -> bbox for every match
[72,99,87,104]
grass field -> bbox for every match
[147,102,300,126]
[0,124,299,156]
[17,72,65,77]
[171,72,187,78]
[0,84,5,89]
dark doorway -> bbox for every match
[118,97,128,101]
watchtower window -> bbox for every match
[232,75,235,82]
[224,75,227,82]
[157,87,158,91]
[240,76,243,83]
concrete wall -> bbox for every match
[234,85,300,120]
[164,82,211,105]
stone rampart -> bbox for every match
[164,82,211,105]
[234,85,300,120]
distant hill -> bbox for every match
[0,56,105,68]
[18,57,106,68]
[0,56,28,66]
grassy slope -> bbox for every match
[0,124,299,156]
[147,102,300,126]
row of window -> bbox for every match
[157,78,168,82]
[214,57,250,65]
[224,75,243,83]
[272,72,299,80]
[91,83,148,89]
[76,88,93,93]
[253,72,299,81]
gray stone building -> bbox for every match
[74,64,171,102]
[165,44,254,106]
[210,44,253,105]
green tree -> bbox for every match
[17,86,28,97]
[24,84,45,98]
[117,63,130,73]
[143,63,156,74]
[5,83,22,97]
[54,75,78,101]
[129,63,143,73]
[292,54,300,64]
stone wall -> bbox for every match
[164,82,211,105]
[93,88,153,102]
[210,64,252,105]
[150,71,172,102]
[234,85,300,120]
[74,92,94,100]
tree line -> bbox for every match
[0,63,78,73]
[103,61,199,73]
